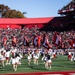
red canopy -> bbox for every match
[0,17,54,24]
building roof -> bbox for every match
[0,17,54,25]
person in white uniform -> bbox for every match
[27,51,32,65]
[5,49,11,66]
[46,54,52,70]
[9,53,21,71]
[0,51,5,67]
[33,50,39,65]
[9,54,16,71]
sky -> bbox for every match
[0,0,71,18]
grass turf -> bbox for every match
[0,55,75,74]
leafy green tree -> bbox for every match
[0,4,25,18]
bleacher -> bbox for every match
[58,0,75,15]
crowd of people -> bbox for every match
[0,26,75,71]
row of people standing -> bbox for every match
[1,27,75,50]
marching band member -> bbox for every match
[9,54,17,71]
[0,51,5,67]
[33,49,39,65]
[68,50,72,61]
[74,55,75,65]
[42,53,48,68]
[9,52,22,71]
[46,54,52,70]
[11,47,17,56]
[27,51,32,65]
[5,49,11,66]
[42,53,52,70]
[52,50,57,59]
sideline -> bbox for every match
[1,71,75,75]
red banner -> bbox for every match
[1,71,75,75]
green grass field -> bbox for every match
[0,55,75,74]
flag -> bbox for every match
[37,35,41,47]
[33,34,38,46]
[23,36,29,46]
[12,37,17,44]
[12,36,17,46]
[43,36,52,49]
[53,32,62,46]
[3,37,7,46]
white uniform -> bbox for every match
[47,59,52,63]
[15,56,21,64]
[33,54,39,59]
[10,56,21,65]
[5,51,11,58]
[48,49,53,55]
[3,50,6,54]
[10,57,16,65]
[28,54,32,60]
[0,54,5,61]
[68,52,71,55]
[74,57,75,61]
[12,48,17,54]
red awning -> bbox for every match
[0,17,54,25]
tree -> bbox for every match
[0,4,25,18]
[0,4,10,17]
